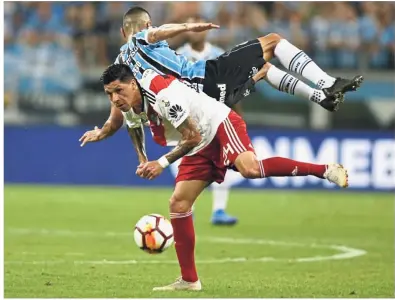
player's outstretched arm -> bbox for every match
[136,117,202,180]
[147,23,219,44]
[79,104,124,147]
[127,123,148,164]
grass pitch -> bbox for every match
[4,185,394,298]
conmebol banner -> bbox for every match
[5,126,394,191]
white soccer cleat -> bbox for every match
[153,277,202,291]
[324,164,349,188]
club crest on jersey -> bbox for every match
[162,99,171,107]
[169,104,185,121]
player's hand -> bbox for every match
[186,23,220,32]
[136,161,164,180]
[79,126,105,147]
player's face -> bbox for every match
[104,79,141,112]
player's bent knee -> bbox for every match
[258,33,283,46]
[234,152,261,179]
[258,33,283,61]
[239,167,260,179]
[259,33,282,43]
[169,193,192,214]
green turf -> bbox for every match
[4,185,394,298]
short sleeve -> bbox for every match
[135,29,168,47]
[156,93,190,129]
[134,29,150,44]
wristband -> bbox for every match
[158,156,170,168]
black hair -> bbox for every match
[100,64,134,85]
[123,6,151,33]
[123,6,151,20]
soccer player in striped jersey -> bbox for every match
[114,6,363,111]
[177,15,238,226]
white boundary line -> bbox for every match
[5,228,367,264]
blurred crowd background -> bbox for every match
[4,1,395,130]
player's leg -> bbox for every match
[254,63,342,112]
[234,152,348,188]
[217,111,348,188]
[153,180,207,291]
[154,148,225,291]
[207,39,343,112]
[211,182,237,225]
[258,33,363,94]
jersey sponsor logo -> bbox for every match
[169,104,185,122]
[217,84,227,103]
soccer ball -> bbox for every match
[134,214,174,254]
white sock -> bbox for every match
[274,39,336,89]
[265,65,326,103]
[212,184,229,212]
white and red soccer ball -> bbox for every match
[134,214,174,254]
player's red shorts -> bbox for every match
[175,111,255,184]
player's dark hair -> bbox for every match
[123,6,151,35]
[100,64,134,85]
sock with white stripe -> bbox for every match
[274,39,336,89]
[211,183,229,212]
[169,211,198,282]
[265,65,327,103]
[258,157,327,179]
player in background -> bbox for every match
[114,6,363,112]
[177,15,238,226]
[98,64,349,291]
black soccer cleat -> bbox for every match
[323,75,364,98]
[318,94,344,112]
[319,75,364,112]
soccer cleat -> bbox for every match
[323,75,364,99]
[319,75,364,112]
[323,164,349,188]
[211,209,238,225]
[153,277,202,291]
[318,94,344,112]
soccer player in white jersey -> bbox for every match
[89,64,349,292]
[177,15,237,226]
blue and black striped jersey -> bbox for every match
[114,29,206,86]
